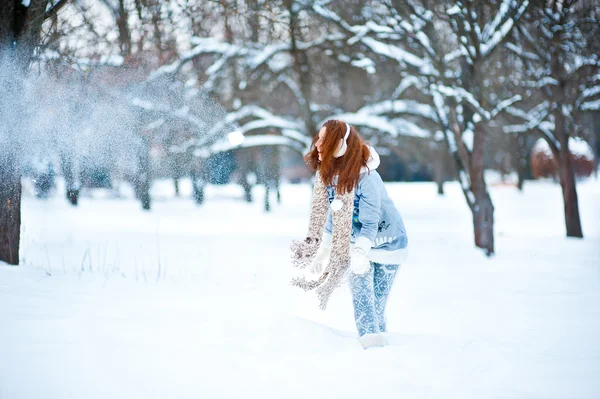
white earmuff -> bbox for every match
[334,123,351,158]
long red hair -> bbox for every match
[305,120,371,194]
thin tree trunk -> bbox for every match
[287,0,316,135]
[515,133,533,191]
[557,151,583,238]
[433,144,446,195]
[0,150,21,265]
[173,178,179,197]
[470,126,495,255]
[264,185,271,212]
[553,110,583,238]
[61,152,79,206]
[471,181,495,255]
[0,0,65,265]
[138,137,151,210]
[242,175,253,203]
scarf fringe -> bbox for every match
[290,174,354,310]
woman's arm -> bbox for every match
[356,174,382,250]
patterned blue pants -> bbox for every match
[348,262,400,337]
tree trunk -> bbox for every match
[557,151,583,238]
[0,0,66,265]
[471,182,495,256]
[242,176,253,203]
[553,109,583,238]
[470,126,495,255]
[173,178,179,197]
[61,151,79,206]
[0,54,25,266]
[515,133,534,191]
[437,180,445,195]
[138,137,151,210]
[433,154,445,195]
[287,0,317,135]
[264,185,271,212]
[0,151,21,265]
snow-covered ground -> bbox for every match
[1,178,599,399]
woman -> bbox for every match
[291,120,408,349]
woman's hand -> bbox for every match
[350,247,370,274]
[308,244,330,275]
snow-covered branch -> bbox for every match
[358,99,438,122]
[480,1,529,57]
[199,134,306,158]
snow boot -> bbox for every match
[358,333,387,349]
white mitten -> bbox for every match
[351,236,372,275]
[306,233,332,279]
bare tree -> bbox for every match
[309,0,529,255]
[0,0,69,265]
[505,0,600,237]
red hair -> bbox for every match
[305,120,370,194]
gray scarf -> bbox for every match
[290,172,354,309]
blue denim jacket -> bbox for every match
[323,154,408,264]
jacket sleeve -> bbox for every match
[356,174,381,246]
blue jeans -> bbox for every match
[348,262,400,337]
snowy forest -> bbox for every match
[1,0,599,262]
[1,1,600,397]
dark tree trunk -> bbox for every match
[433,155,445,196]
[0,150,21,265]
[60,151,79,206]
[432,140,452,196]
[472,182,495,255]
[242,176,253,203]
[264,185,270,212]
[173,178,179,197]
[138,137,151,211]
[557,151,583,238]
[287,0,317,135]
[116,0,131,56]
[193,184,204,205]
[470,126,495,256]
[553,111,583,238]
[515,133,534,191]
[0,0,65,265]
[276,179,281,204]
[191,159,206,205]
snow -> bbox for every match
[480,1,529,57]
[3,178,599,399]
[433,84,490,119]
[482,0,511,42]
[392,76,421,98]
[207,134,304,155]
[490,95,522,117]
[148,38,246,81]
[325,112,430,139]
[248,43,289,69]
[533,137,594,159]
[462,124,474,151]
[581,85,600,99]
[581,100,600,111]
[202,105,304,146]
[505,42,540,61]
[330,113,397,137]
[524,76,558,88]
[361,37,425,69]
[359,99,438,121]
[351,57,376,74]
[446,5,461,16]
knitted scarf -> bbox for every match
[290,172,354,310]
